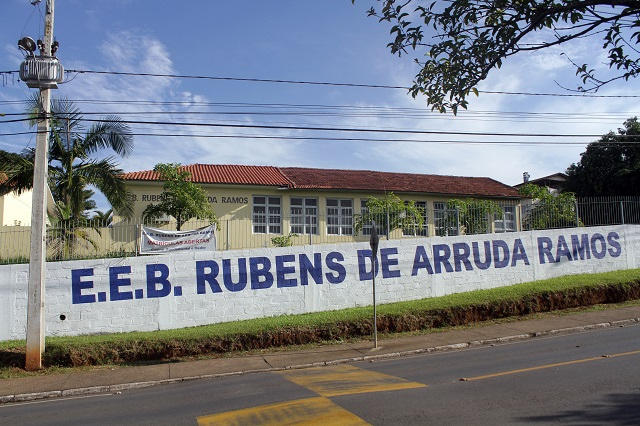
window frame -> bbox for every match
[326,198,354,236]
[252,195,282,234]
[495,204,517,233]
[434,201,459,236]
[290,197,318,235]
[402,201,428,237]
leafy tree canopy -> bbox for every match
[356,0,640,113]
[0,95,134,219]
[354,192,425,236]
[564,117,640,196]
[518,183,581,229]
[444,199,504,235]
[142,163,219,231]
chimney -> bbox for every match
[523,172,530,183]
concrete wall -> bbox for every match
[1,225,638,341]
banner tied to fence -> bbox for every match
[140,225,216,254]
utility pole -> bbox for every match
[25,0,56,371]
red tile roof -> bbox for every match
[280,167,519,197]
[121,164,292,187]
[122,164,519,198]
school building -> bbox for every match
[119,164,522,250]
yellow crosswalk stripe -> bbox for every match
[197,364,426,424]
[196,396,370,426]
[277,364,427,397]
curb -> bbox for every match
[2,317,638,405]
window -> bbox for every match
[290,197,318,235]
[360,200,385,236]
[495,205,517,233]
[434,202,459,236]
[253,196,281,234]
[403,201,428,237]
[327,199,353,235]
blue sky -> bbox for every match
[2,0,640,211]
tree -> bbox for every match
[519,183,581,230]
[440,199,504,235]
[92,208,113,227]
[47,201,100,260]
[0,95,134,219]
[564,117,640,196]
[142,163,219,231]
[354,192,425,236]
[357,1,640,113]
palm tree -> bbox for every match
[47,201,100,260]
[92,208,113,228]
[0,95,134,219]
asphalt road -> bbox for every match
[2,323,639,425]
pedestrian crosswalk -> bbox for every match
[196,364,426,425]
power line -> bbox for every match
[73,117,636,138]
[3,67,640,98]
[3,115,637,138]
[55,69,640,99]
[4,127,640,146]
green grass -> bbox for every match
[1,268,639,378]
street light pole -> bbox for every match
[25,0,56,371]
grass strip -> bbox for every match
[1,268,640,375]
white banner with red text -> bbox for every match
[140,225,216,254]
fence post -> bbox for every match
[226,219,230,250]
[134,224,139,256]
[518,203,523,232]
[575,201,580,228]
[620,201,625,225]
[386,208,390,240]
[456,207,460,235]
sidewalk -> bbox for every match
[2,304,640,404]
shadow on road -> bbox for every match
[519,389,640,425]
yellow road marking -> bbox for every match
[196,396,370,426]
[464,349,640,381]
[277,364,426,397]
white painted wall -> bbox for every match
[0,190,33,226]
[1,225,638,341]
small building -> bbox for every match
[514,172,567,194]
[120,164,522,250]
[0,189,34,226]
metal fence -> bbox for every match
[1,196,639,264]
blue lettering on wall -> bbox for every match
[299,253,323,285]
[433,244,453,274]
[472,241,491,270]
[109,266,133,301]
[196,260,222,294]
[357,249,379,281]
[571,234,591,260]
[72,268,95,304]
[511,239,530,266]
[538,237,555,264]
[250,257,273,290]
[591,233,607,259]
[325,251,346,284]
[555,235,573,262]
[223,258,247,292]
[411,246,434,276]
[276,254,297,288]
[453,243,473,272]
[146,264,171,298]
[607,232,622,257]
[492,240,510,269]
[67,229,626,305]
[381,247,401,278]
